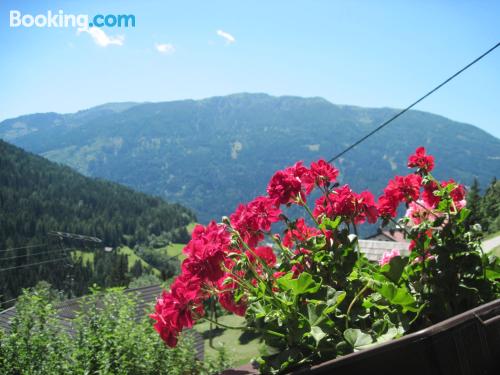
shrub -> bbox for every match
[0,285,230,374]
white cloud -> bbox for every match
[216,29,235,44]
[78,27,124,47]
[155,43,175,54]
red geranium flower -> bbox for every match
[182,221,231,282]
[247,246,277,267]
[442,179,466,202]
[408,146,434,173]
[150,274,205,347]
[217,276,247,316]
[230,196,281,247]
[283,218,321,248]
[303,159,339,194]
[422,181,440,208]
[267,162,308,206]
[313,185,379,224]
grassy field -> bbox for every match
[492,245,500,258]
[194,314,261,367]
[72,223,197,274]
[155,222,197,261]
[119,246,161,275]
[72,247,161,276]
[155,242,186,260]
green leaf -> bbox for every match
[310,326,327,346]
[276,272,320,296]
[457,208,471,224]
[343,328,373,349]
[307,303,323,326]
[248,301,267,318]
[324,288,346,314]
[376,283,418,311]
[320,216,341,231]
[485,268,500,281]
[326,287,346,307]
[376,327,400,343]
[380,256,406,283]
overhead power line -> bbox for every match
[0,254,71,273]
[328,41,500,163]
[48,231,102,244]
[0,232,103,256]
[0,243,47,254]
[0,247,69,262]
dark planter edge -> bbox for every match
[296,297,500,373]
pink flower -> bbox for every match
[405,200,437,225]
[455,199,467,210]
[379,248,401,266]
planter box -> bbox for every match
[223,298,500,375]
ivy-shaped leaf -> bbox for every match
[310,326,327,346]
[343,328,373,349]
[276,272,320,296]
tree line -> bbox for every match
[0,140,195,304]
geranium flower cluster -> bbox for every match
[152,147,468,348]
[377,147,466,220]
[313,185,378,224]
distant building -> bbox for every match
[360,227,409,261]
[359,240,410,262]
[366,228,407,242]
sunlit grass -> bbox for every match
[194,314,261,367]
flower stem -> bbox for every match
[345,281,370,330]
[297,195,320,227]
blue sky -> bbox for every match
[1,0,499,137]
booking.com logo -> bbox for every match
[9,10,135,28]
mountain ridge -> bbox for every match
[1,93,498,223]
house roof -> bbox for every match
[359,240,410,262]
[366,228,408,242]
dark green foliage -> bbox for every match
[0,139,195,303]
[2,94,498,224]
[128,274,163,289]
[465,178,500,234]
[465,178,482,229]
[480,178,500,234]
